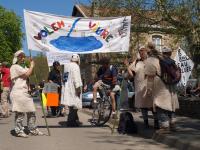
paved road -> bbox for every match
[0,107,176,150]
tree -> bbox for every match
[0,6,23,63]
[86,0,200,65]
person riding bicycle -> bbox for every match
[93,57,120,118]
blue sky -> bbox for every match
[0,0,89,56]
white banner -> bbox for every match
[46,52,72,66]
[24,10,131,54]
[174,47,194,86]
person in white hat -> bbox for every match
[125,45,159,129]
[10,50,43,137]
[144,45,179,133]
[61,54,83,126]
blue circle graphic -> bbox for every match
[50,36,103,52]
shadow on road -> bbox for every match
[37,121,110,129]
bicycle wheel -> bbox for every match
[90,97,112,126]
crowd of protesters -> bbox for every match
[0,41,183,137]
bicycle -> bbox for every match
[90,82,112,126]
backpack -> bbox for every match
[117,112,137,134]
[110,65,118,75]
[158,57,181,85]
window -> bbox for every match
[152,35,162,51]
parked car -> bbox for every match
[82,82,135,108]
[82,92,100,107]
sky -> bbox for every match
[0,0,89,56]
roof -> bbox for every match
[72,5,91,17]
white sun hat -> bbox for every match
[71,54,80,65]
[12,50,24,64]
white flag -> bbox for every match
[174,47,194,86]
[24,10,131,54]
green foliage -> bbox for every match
[0,6,23,64]
[89,0,200,63]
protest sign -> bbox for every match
[46,52,72,66]
[174,47,194,86]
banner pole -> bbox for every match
[29,50,51,136]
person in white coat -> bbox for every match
[144,44,179,133]
[61,54,82,126]
[125,46,159,129]
[10,50,43,138]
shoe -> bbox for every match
[17,132,29,138]
[67,121,81,127]
[112,112,118,119]
[29,129,44,136]
[156,127,170,134]
[76,120,83,126]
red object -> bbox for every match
[0,67,11,87]
[46,93,59,106]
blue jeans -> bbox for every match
[156,107,175,128]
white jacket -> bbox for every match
[61,62,82,109]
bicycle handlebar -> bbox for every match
[100,82,111,89]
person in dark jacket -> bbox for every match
[48,61,62,117]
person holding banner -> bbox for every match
[10,50,43,138]
[144,44,179,134]
[61,54,83,127]
[125,46,159,129]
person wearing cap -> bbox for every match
[61,54,83,127]
[48,61,62,117]
[93,57,119,118]
[125,46,159,129]
[10,50,43,137]
[144,45,179,133]
[0,62,11,118]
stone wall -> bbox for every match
[176,96,200,119]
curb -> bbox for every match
[81,108,200,150]
[152,131,200,150]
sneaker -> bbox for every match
[112,112,118,119]
[17,132,29,138]
[29,129,44,136]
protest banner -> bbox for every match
[24,10,131,54]
[174,47,194,86]
[46,52,72,66]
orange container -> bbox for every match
[46,93,59,106]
